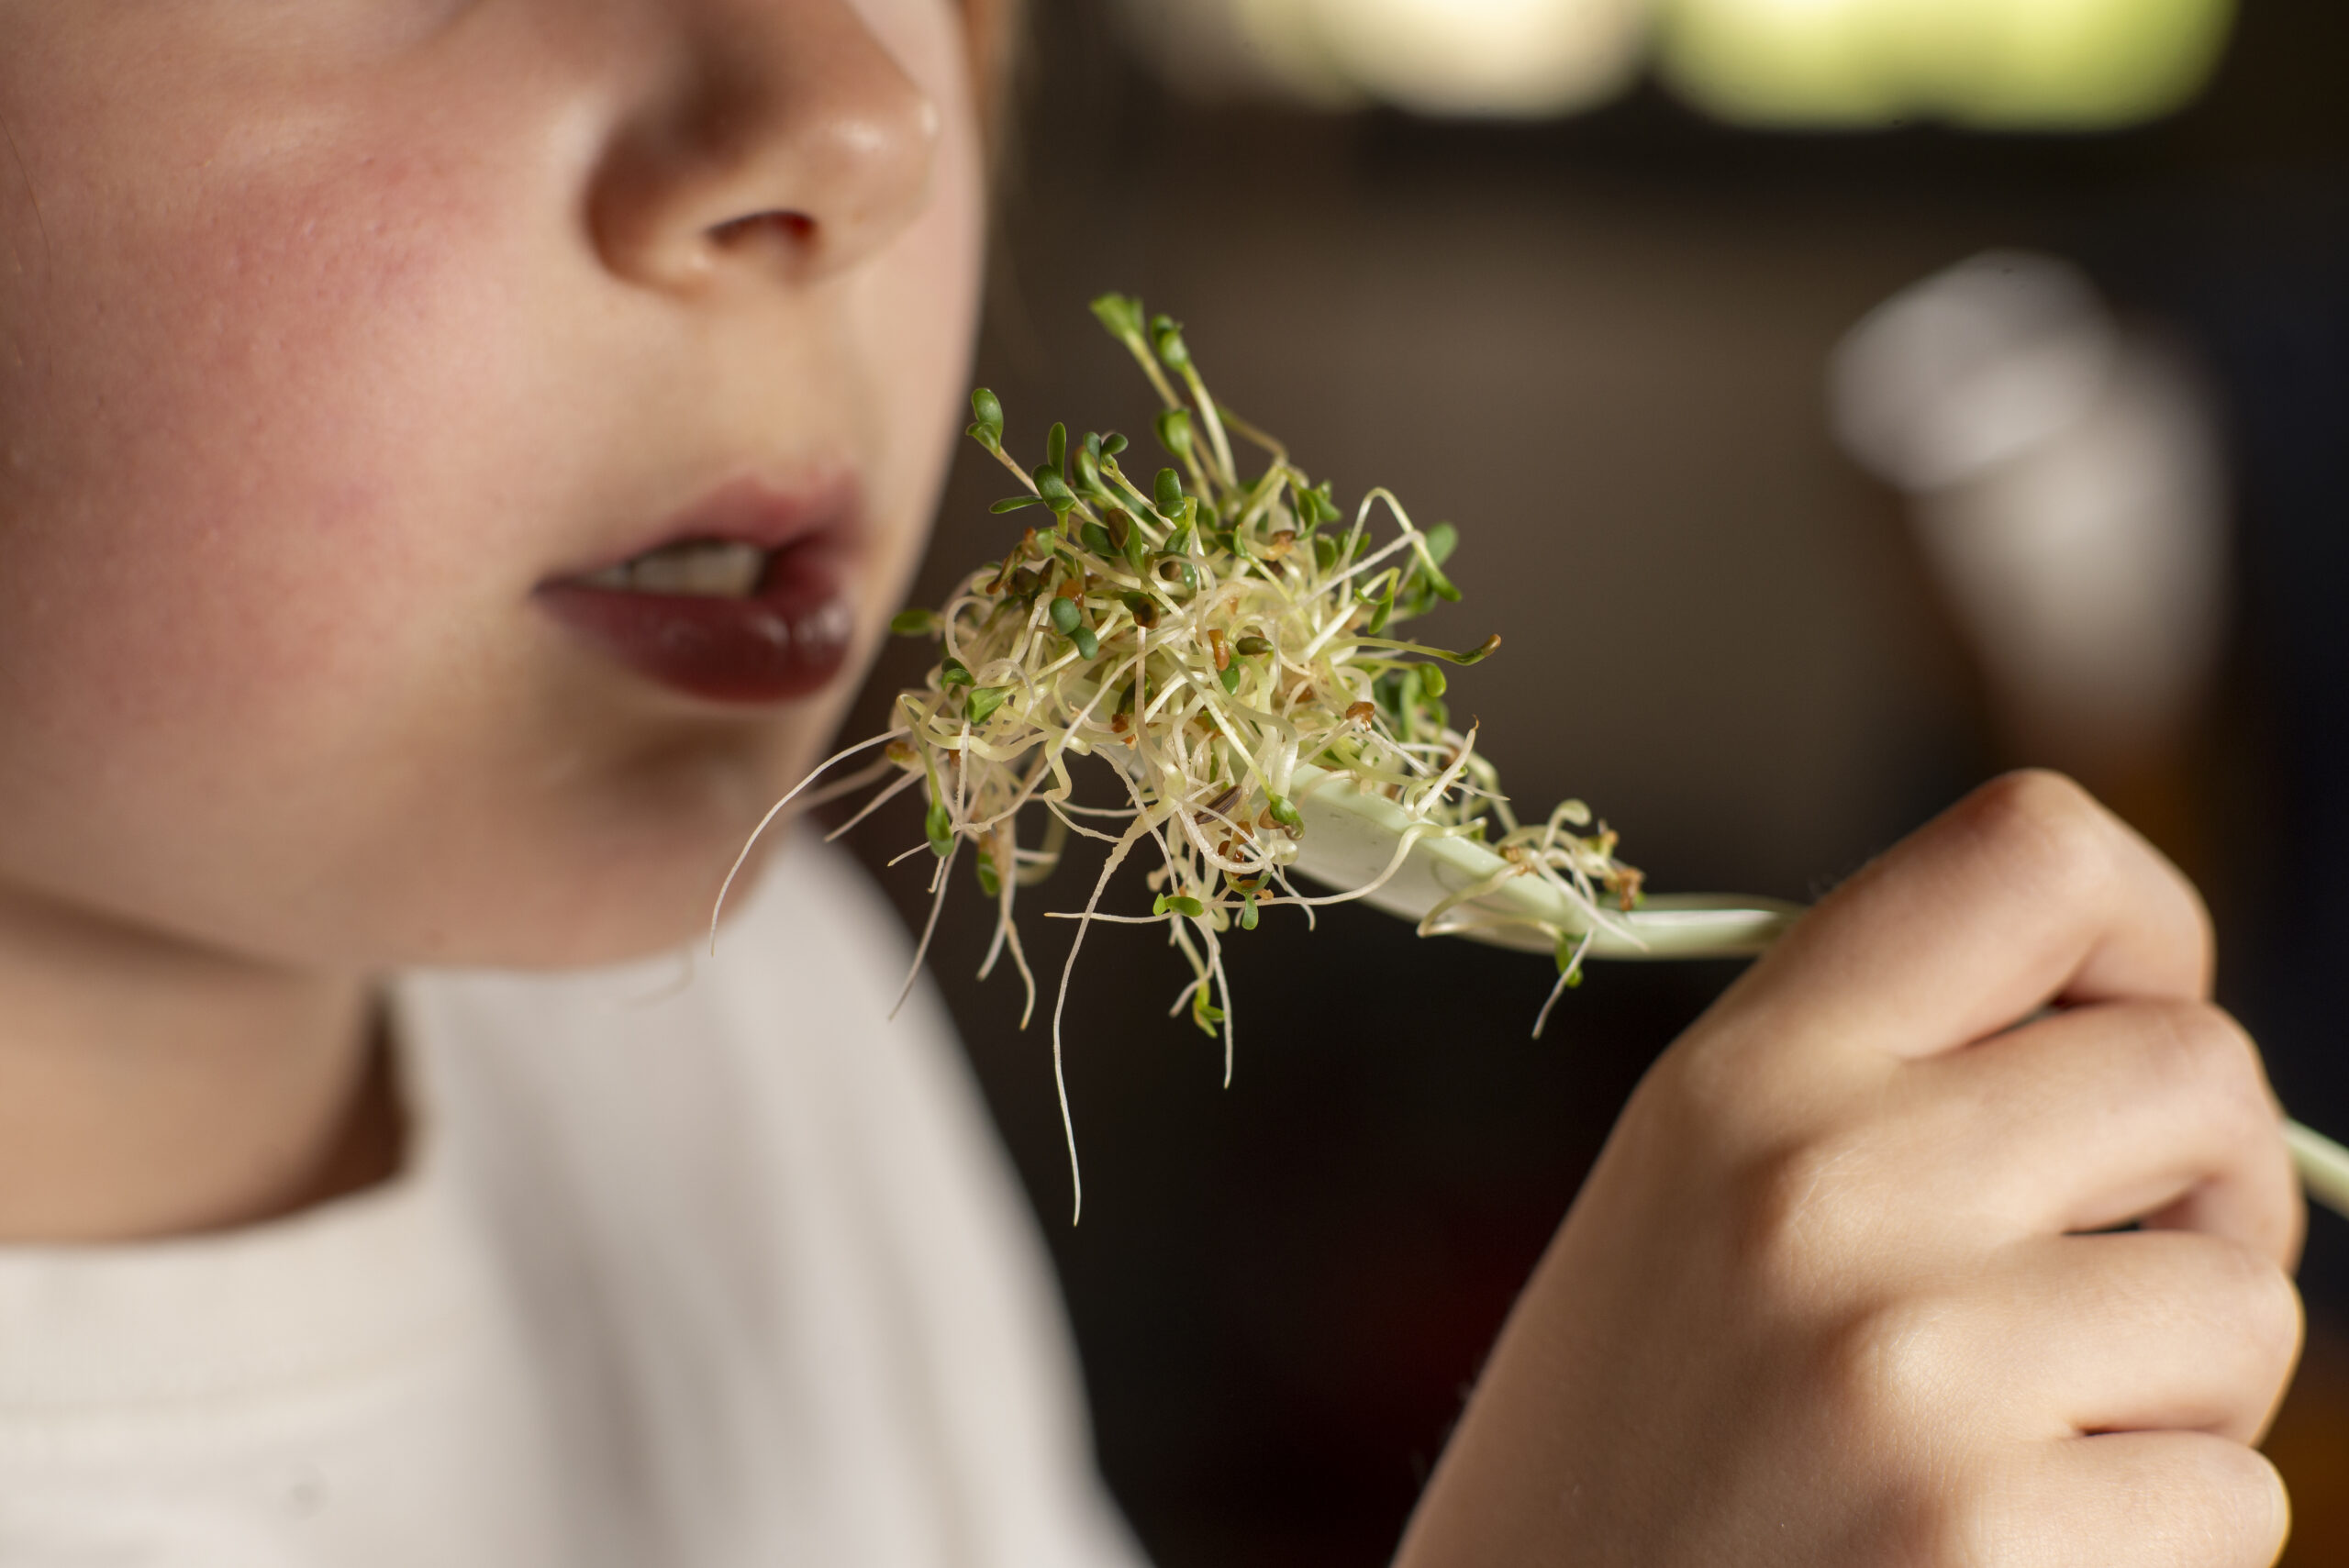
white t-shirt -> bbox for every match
[0,839,1147,1568]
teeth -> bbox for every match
[583,539,769,597]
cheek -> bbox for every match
[0,1,990,966]
[0,146,537,781]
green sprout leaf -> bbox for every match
[1103,432,1129,456]
[1149,314,1192,371]
[1234,635,1271,657]
[1218,662,1241,694]
[1081,520,1116,557]
[1297,481,1341,529]
[1033,466,1077,518]
[1049,595,1082,636]
[889,608,941,637]
[940,656,974,688]
[1264,795,1302,829]
[1090,293,1145,340]
[1191,989,1226,1035]
[1453,633,1503,664]
[990,495,1043,514]
[1122,520,1152,574]
[1044,422,1067,474]
[966,387,1004,450]
[1073,627,1100,661]
[1422,520,1459,568]
[1153,893,1205,919]
[1156,408,1192,459]
[925,795,954,859]
[975,855,1001,897]
[967,685,1010,725]
[1153,467,1186,519]
[1408,528,1462,603]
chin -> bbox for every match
[328,680,871,973]
[416,800,812,973]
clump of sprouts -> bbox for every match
[718,295,1642,1218]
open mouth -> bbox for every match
[537,480,863,706]
[573,538,775,598]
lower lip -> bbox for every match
[536,535,859,705]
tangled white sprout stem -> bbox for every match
[718,295,1643,1221]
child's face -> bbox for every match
[0,0,984,969]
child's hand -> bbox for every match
[1397,772,2304,1568]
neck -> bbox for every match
[0,886,400,1244]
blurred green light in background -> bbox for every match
[1659,0,2238,129]
[1229,0,1653,117]
[1118,0,2235,129]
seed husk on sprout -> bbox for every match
[717,295,1643,1221]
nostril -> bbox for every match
[593,0,940,293]
[710,210,815,250]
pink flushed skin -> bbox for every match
[0,0,985,1242]
[538,477,863,705]
[0,0,986,973]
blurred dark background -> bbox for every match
[829,2,2349,1562]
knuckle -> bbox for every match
[2228,1245,2305,1385]
[2143,1002,2272,1130]
[1815,1296,1968,1438]
[1961,770,2111,896]
[2177,1442,2290,1563]
[1641,1038,1731,1135]
[1637,1033,1812,1165]
[2182,1235,2299,1369]
[1940,1438,2287,1568]
[1731,1129,1893,1291]
[1950,771,2218,972]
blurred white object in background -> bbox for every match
[1116,0,1654,117]
[1830,251,2230,764]
[1297,0,1653,117]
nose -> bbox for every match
[592,0,941,291]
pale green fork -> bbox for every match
[1286,763,2349,1221]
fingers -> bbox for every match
[1975,1432,2290,1568]
[1727,771,2210,1065]
[1977,1230,2302,1444]
[1911,999,2301,1266]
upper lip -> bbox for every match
[547,470,863,585]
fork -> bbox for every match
[1286,762,2349,1220]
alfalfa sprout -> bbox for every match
[717,295,1643,1218]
